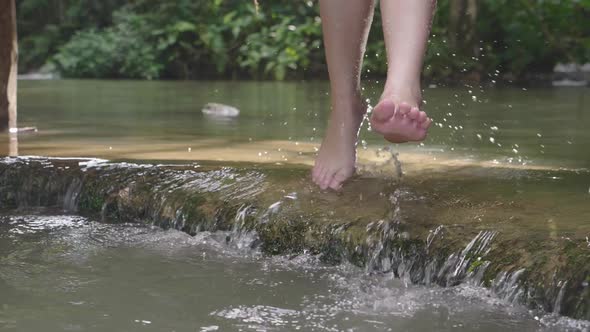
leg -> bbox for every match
[312,0,376,190]
[370,0,436,143]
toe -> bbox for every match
[421,118,433,129]
[408,107,420,120]
[312,164,322,183]
[321,173,334,190]
[418,110,427,123]
[329,171,349,191]
[315,166,327,186]
[397,102,412,116]
[328,177,343,191]
[318,168,332,190]
[372,99,396,122]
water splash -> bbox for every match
[493,269,526,304]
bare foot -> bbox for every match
[312,102,365,191]
[370,91,432,144]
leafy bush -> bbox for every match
[53,11,162,79]
[17,0,590,81]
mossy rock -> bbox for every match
[0,157,588,320]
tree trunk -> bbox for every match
[0,0,18,132]
[449,0,478,57]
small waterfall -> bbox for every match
[435,230,497,286]
[492,269,526,304]
[553,281,567,314]
[227,204,259,250]
[451,231,496,283]
[426,225,444,252]
[63,177,83,212]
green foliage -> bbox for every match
[53,10,163,79]
[16,0,590,81]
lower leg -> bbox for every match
[370,0,436,143]
[382,0,435,103]
[312,0,376,190]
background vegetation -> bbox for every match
[16,0,590,82]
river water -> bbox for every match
[0,80,589,331]
[0,214,583,332]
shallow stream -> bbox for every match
[0,80,589,331]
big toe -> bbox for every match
[372,99,396,123]
[311,164,323,183]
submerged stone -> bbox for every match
[202,102,240,117]
[0,157,588,321]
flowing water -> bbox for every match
[0,80,589,331]
[0,214,584,332]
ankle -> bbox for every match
[330,97,367,117]
[382,78,422,106]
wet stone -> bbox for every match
[0,156,588,321]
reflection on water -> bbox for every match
[5,80,590,171]
[8,133,17,156]
[1,214,586,332]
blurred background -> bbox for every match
[16,0,590,83]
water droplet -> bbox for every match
[187,147,192,152]
[537,133,542,138]
[490,126,498,131]
[489,137,495,143]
